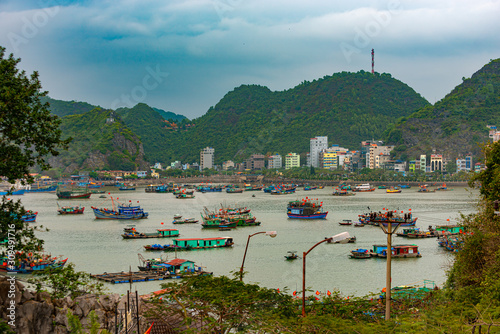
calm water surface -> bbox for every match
[17,185,478,297]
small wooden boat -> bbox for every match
[287,199,328,219]
[57,205,85,215]
[339,219,352,226]
[122,228,180,239]
[354,222,364,227]
[332,190,356,196]
[386,187,401,194]
[176,193,195,199]
[173,214,182,219]
[21,210,37,222]
[218,225,235,231]
[352,184,375,192]
[349,249,371,259]
[119,186,136,191]
[91,196,148,220]
[285,251,299,260]
[172,218,199,224]
[326,232,355,244]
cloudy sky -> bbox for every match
[1,0,499,119]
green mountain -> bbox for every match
[40,96,98,117]
[152,107,188,122]
[385,59,500,160]
[48,108,149,173]
[158,71,429,164]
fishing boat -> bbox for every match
[371,244,422,258]
[244,184,263,191]
[339,219,352,226]
[435,183,452,191]
[349,249,371,259]
[0,188,25,195]
[91,197,149,220]
[284,251,299,260]
[352,184,375,192]
[354,222,364,227]
[172,217,199,224]
[0,254,68,274]
[121,227,180,239]
[325,232,354,244]
[56,186,91,199]
[21,210,38,222]
[418,185,435,193]
[332,189,356,196]
[226,187,244,193]
[303,185,317,191]
[386,186,401,194]
[287,198,328,219]
[378,185,387,189]
[144,237,234,251]
[57,205,85,215]
[119,186,136,191]
[201,206,260,228]
[398,184,412,189]
[25,185,57,193]
[339,183,351,191]
[176,192,195,199]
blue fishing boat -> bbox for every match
[0,189,25,195]
[25,185,57,193]
[0,254,68,274]
[91,197,148,219]
[21,210,38,222]
[287,198,328,219]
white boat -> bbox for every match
[352,183,375,192]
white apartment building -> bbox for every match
[200,147,214,170]
[310,136,328,168]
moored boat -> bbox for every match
[284,251,299,260]
[349,249,371,259]
[144,237,234,251]
[122,227,180,239]
[371,244,422,258]
[21,210,38,222]
[386,186,401,193]
[172,217,199,224]
[287,198,328,219]
[91,197,148,219]
[352,183,375,192]
[0,254,68,274]
[56,186,91,199]
[57,205,85,215]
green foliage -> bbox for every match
[29,262,106,299]
[56,108,147,172]
[40,96,98,117]
[67,310,109,334]
[0,319,15,334]
[387,58,500,160]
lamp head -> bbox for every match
[266,231,277,238]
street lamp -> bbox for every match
[239,231,277,281]
[378,220,402,320]
[302,233,349,316]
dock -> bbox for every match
[91,270,211,284]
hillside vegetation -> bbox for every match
[386,58,500,160]
[159,71,429,163]
[48,108,149,174]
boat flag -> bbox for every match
[327,290,331,296]
[315,291,320,295]
[293,291,296,296]
[144,322,154,334]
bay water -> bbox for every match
[17,185,478,297]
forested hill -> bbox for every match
[40,96,98,117]
[48,108,149,173]
[161,71,429,163]
[385,58,500,160]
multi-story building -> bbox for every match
[267,154,282,169]
[200,147,214,170]
[456,156,473,172]
[368,144,394,169]
[360,140,384,169]
[310,136,328,168]
[430,154,443,172]
[320,151,338,169]
[376,153,392,169]
[246,154,265,170]
[409,160,416,172]
[285,153,300,169]
[420,155,427,172]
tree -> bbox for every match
[0,46,71,255]
[146,274,296,333]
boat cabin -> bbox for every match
[372,244,421,258]
[173,237,233,248]
[157,229,180,237]
[435,225,462,235]
[167,258,196,272]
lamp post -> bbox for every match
[239,231,277,281]
[302,237,334,317]
[378,220,402,320]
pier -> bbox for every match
[91,270,212,284]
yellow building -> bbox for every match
[321,152,337,169]
[285,153,300,169]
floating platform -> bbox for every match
[91,270,211,284]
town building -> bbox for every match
[320,151,337,169]
[310,136,328,168]
[241,154,265,171]
[368,144,394,169]
[285,153,300,169]
[200,147,214,170]
[222,160,235,171]
[430,154,443,172]
[420,155,427,172]
[456,156,473,172]
[267,154,282,169]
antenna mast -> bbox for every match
[371,49,374,74]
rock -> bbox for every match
[99,293,120,312]
[74,295,99,318]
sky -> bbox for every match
[1,0,499,120]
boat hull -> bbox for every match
[287,212,328,219]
